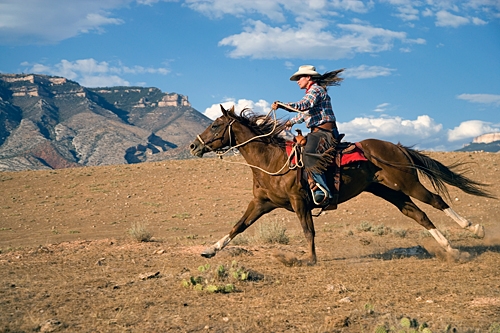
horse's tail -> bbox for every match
[400,145,495,199]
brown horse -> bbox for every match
[189,105,494,265]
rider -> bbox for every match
[272,65,342,206]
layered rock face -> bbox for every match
[0,74,212,171]
[472,133,500,144]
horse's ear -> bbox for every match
[220,104,236,118]
[220,104,227,116]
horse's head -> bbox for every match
[190,105,236,158]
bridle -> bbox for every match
[197,108,281,157]
[196,110,300,175]
[196,119,236,155]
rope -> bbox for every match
[219,153,290,175]
[215,108,278,157]
[275,101,309,115]
[214,108,302,176]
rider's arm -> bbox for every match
[287,87,321,125]
[288,112,305,126]
[288,87,319,112]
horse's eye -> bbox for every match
[211,124,220,131]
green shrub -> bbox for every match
[490,322,500,333]
[181,260,263,293]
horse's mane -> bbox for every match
[227,108,288,147]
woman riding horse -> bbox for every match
[272,65,343,207]
[190,105,492,265]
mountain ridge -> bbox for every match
[0,73,212,171]
[456,132,500,153]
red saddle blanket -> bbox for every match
[286,141,367,166]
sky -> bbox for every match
[1,0,499,151]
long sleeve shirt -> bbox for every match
[287,83,336,128]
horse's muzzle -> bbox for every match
[189,140,206,158]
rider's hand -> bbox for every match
[271,101,280,110]
[285,121,293,130]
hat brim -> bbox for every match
[290,71,321,81]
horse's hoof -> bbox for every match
[305,260,317,266]
[472,224,485,238]
[447,248,461,261]
[201,248,216,258]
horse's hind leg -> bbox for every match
[367,184,459,255]
[405,181,485,238]
[443,208,485,238]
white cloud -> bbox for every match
[79,75,130,87]
[219,20,416,59]
[435,10,469,27]
[185,0,286,21]
[344,65,397,79]
[373,103,391,112]
[136,0,175,5]
[457,93,500,106]
[203,98,271,120]
[380,0,420,21]
[447,120,500,141]
[185,0,372,21]
[422,8,433,17]
[20,58,169,87]
[472,17,487,25]
[338,115,443,144]
[0,0,134,44]
[380,1,499,28]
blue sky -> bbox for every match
[1,0,499,151]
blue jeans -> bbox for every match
[304,129,337,200]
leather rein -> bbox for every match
[196,110,300,175]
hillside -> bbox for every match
[456,132,500,153]
[0,74,212,171]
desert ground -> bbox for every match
[1,151,499,333]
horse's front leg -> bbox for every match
[201,199,275,258]
[292,196,317,265]
[297,211,316,265]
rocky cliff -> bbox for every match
[0,73,212,171]
[472,132,500,144]
[456,132,500,153]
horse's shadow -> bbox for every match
[363,244,500,261]
[456,244,500,258]
[364,245,433,260]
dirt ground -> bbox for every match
[1,151,500,333]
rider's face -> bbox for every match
[297,75,311,89]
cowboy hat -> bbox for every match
[290,65,321,81]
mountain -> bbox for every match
[455,132,500,153]
[0,73,212,171]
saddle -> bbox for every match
[286,131,367,210]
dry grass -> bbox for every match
[231,218,290,245]
[255,219,290,244]
[128,221,153,242]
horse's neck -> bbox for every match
[233,125,286,169]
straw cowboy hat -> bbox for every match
[290,65,321,81]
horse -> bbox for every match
[189,105,494,265]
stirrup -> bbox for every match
[312,183,330,206]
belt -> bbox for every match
[311,122,337,133]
